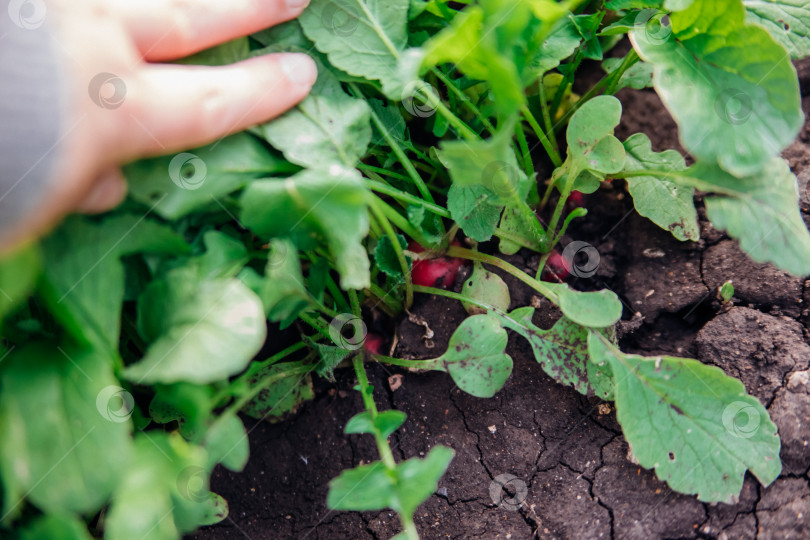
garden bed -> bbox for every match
[189,84,810,540]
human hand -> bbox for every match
[8,0,316,247]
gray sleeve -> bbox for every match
[0,7,65,236]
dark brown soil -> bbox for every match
[188,87,810,540]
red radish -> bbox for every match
[542,250,570,282]
[364,333,385,355]
[408,241,464,289]
[567,190,585,208]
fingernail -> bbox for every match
[280,53,317,88]
[285,0,310,11]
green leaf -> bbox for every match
[126,133,290,220]
[177,37,249,66]
[438,125,530,207]
[631,0,803,176]
[203,415,249,472]
[0,344,132,519]
[744,0,810,58]
[149,382,215,440]
[532,17,581,73]
[125,269,266,384]
[105,433,211,540]
[308,338,353,381]
[689,158,810,275]
[570,12,605,60]
[39,215,189,352]
[447,184,504,242]
[240,167,371,289]
[240,364,314,422]
[260,67,372,169]
[566,95,626,175]
[622,133,698,241]
[545,282,623,328]
[18,514,93,540]
[0,243,40,323]
[497,308,613,398]
[369,98,408,146]
[460,265,511,315]
[435,314,513,398]
[185,230,249,279]
[588,333,781,503]
[260,240,314,323]
[375,234,410,278]
[327,445,454,515]
[299,0,422,99]
[602,57,654,90]
[345,410,407,438]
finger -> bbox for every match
[120,53,316,157]
[76,168,128,214]
[115,0,311,61]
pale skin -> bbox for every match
[8,0,316,248]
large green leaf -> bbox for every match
[260,66,371,169]
[39,215,188,352]
[240,364,314,422]
[497,308,613,398]
[566,95,626,176]
[622,133,698,241]
[589,334,781,503]
[0,345,132,519]
[631,0,802,176]
[447,184,504,243]
[544,282,623,328]
[744,0,810,58]
[240,167,371,289]
[260,239,314,324]
[438,125,530,207]
[18,514,94,540]
[435,314,513,398]
[299,0,422,99]
[532,16,582,73]
[126,133,291,220]
[688,158,810,275]
[0,243,40,323]
[124,268,266,385]
[327,445,454,515]
[105,433,216,540]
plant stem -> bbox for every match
[365,282,402,315]
[352,357,397,470]
[366,181,452,218]
[514,121,536,177]
[445,246,560,304]
[373,354,444,371]
[299,312,331,339]
[431,68,495,134]
[537,79,559,155]
[604,49,640,95]
[368,198,414,309]
[521,105,563,168]
[353,84,435,205]
[375,197,431,247]
[547,165,580,236]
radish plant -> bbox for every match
[1,0,809,538]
